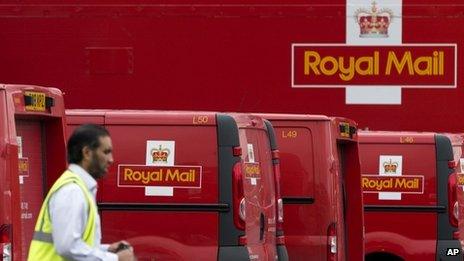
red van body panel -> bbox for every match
[329,117,364,261]
[231,113,278,260]
[66,110,284,261]
[359,131,462,260]
[256,113,364,261]
[0,84,67,261]
[444,134,464,252]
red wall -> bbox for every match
[0,0,462,132]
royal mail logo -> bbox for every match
[244,162,261,179]
[118,165,202,188]
[355,1,393,38]
[292,44,456,88]
[362,175,424,194]
[18,158,29,176]
[457,174,464,186]
[151,145,170,163]
[383,159,398,174]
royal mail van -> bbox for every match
[0,84,67,260]
[256,113,364,261]
[66,110,287,261]
[445,134,464,253]
[359,131,462,261]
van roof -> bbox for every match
[441,133,464,146]
[1,84,62,96]
[253,113,330,121]
[358,130,437,144]
[67,110,272,130]
[66,109,219,126]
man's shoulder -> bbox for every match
[50,182,86,202]
[55,182,82,192]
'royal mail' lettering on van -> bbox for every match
[362,175,424,194]
[118,165,202,188]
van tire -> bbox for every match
[365,252,404,261]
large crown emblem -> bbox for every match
[151,145,170,163]
[355,1,393,38]
[383,159,398,173]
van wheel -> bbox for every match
[366,252,404,261]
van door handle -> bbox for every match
[259,213,265,241]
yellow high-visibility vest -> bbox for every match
[27,170,97,260]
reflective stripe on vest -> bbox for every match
[27,170,98,261]
[32,231,53,243]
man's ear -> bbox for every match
[82,145,92,162]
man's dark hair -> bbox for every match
[67,124,110,164]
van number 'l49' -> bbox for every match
[282,130,297,138]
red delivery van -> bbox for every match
[256,113,364,261]
[359,131,462,260]
[0,84,67,260]
[445,134,464,253]
[66,110,287,261]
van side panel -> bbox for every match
[435,135,462,260]
[97,124,220,260]
[273,123,328,260]
[102,212,219,260]
[101,125,218,203]
[337,140,364,261]
[362,142,438,260]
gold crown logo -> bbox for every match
[383,159,398,173]
[355,1,393,38]
[151,145,170,163]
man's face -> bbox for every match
[88,136,114,179]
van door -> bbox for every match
[15,120,45,261]
[361,140,438,260]
[238,128,277,260]
[273,126,322,260]
[1,85,66,260]
[335,143,349,260]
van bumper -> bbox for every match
[277,245,289,261]
[218,246,249,260]
[436,240,463,260]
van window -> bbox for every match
[238,128,275,205]
[452,145,462,171]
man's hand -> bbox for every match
[108,240,131,253]
[117,247,135,261]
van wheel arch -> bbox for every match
[365,252,404,261]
